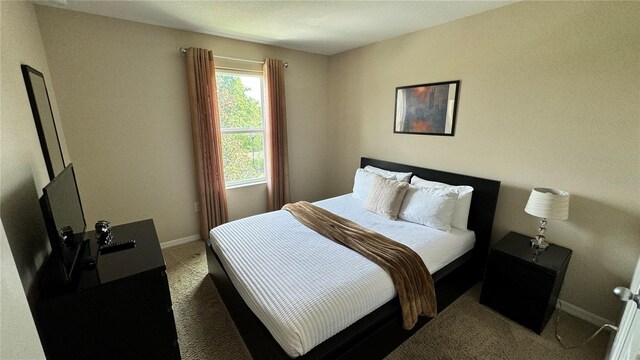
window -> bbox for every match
[215,71,266,188]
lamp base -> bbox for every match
[530,217,551,252]
[530,219,549,262]
[530,238,550,250]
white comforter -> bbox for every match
[209,194,475,357]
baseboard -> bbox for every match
[557,299,614,327]
[160,234,201,249]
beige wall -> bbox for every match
[227,183,268,221]
[35,6,331,242]
[0,0,69,296]
[0,1,66,356]
[327,1,640,321]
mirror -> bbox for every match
[21,65,65,180]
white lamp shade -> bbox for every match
[524,188,570,220]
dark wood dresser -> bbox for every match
[36,219,180,359]
[480,231,572,334]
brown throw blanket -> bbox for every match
[282,201,437,330]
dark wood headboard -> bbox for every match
[361,157,501,278]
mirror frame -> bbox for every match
[21,64,66,180]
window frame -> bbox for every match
[215,69,267,189]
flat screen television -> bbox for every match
[40,164,86,282]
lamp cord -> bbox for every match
[555,301,618,349]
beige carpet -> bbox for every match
[163,241,609,360]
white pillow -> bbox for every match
[364,165,412,183]
[352,168,378,201]
[364,175,409,220]
[411,176,474,231]
[398,185,458,232]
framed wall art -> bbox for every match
[22,64,66,180]
[393,80,460,136]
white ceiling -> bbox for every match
[39,1,516,55]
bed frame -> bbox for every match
[205,157,500,359]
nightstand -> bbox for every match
[480,231,572,334]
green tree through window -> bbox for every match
[216,72,266,186]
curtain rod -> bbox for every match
[179,47,288,68]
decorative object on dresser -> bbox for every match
[95,220,113,245]
[393,80,460,136]
[36,219,180,359]
[480,231,572,334]
[524,188,570,252]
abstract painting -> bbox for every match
[394,80,460,136]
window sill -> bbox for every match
[226,180,267,190]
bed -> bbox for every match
[205,157,501,359]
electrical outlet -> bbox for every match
[194,202,199,213]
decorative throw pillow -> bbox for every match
[398,185,458,232]
[411,176,474,231]
[352,168,379,201]
[364,165,412,183]
[364,174,409,220]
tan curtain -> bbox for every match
[264,58,290,211]
[184,47,228,238]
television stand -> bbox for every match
[36,219,180,359]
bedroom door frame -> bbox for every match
[608,255,640,360]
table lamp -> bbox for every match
[524,188,570,250]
